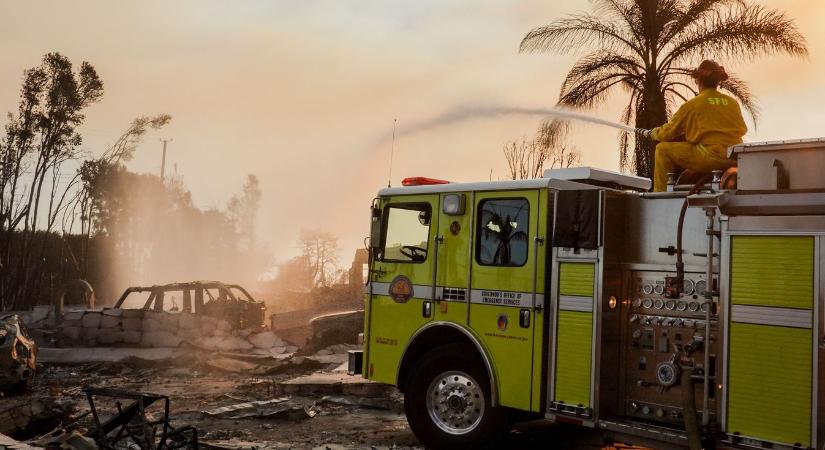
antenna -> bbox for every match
[388,118,397,188]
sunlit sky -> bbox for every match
[2,0,823,266]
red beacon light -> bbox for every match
[401,177,450,186]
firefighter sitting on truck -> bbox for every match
[639,60,747,192]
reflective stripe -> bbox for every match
[559,295,593,313]
[469,289,541,308]
[731,304,812,329]
[368,283,542,307]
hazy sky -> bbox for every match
[1,1,823,268]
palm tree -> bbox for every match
[520,0,807,177]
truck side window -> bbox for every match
[381,203,431,263]
[476,198,529,266]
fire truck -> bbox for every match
[349,139,825,450]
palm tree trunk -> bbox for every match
[634,78,669,178]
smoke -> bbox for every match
[92,169,270,308]
[371,104,636,149]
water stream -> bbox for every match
[386,106,638,142]
[536,107,637,133]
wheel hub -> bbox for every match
[426,371,485,435]
[446,391,466,410]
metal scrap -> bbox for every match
[0,314,37,392]
[84,387,198,450]
[202,397,317,421]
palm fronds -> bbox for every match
[520,0,806,176]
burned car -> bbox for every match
[0,314,37,392]
[113,281,266,329]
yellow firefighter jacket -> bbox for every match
[651,88,747,151]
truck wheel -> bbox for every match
[404,344,507,449]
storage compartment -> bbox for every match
[729,138,825,191]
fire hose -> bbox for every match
[675,175,712,295]
[674,176,713,450]
[680,337,705,450]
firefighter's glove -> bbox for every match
[635,128,653,139]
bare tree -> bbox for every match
[504,138,545,180]
[538,121,581,171]
[299,229,339,288]
[504,128,581,180]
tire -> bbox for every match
[404,344,507,449]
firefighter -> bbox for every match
[639,60,747,191]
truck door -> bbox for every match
[365,195,439,385]
[469,189,545,411]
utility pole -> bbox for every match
[159,138,173,182]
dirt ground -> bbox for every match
[0,359,635,450]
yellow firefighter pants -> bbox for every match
[653,142,736,192]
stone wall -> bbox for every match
[53,308,297,354]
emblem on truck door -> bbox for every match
[389,275,414,303]
[497,313,509,331]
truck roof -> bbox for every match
[378,166,650,196]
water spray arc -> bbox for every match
[374,106,638,183]
[377,106,636,146]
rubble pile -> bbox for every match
[0,397,76,440]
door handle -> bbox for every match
[422,301,432,318]
[519,309,531,328]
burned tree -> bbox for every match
[503,124,581,180]
[0,53,103,310]
[299,229,340,288]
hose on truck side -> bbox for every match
[675,175,712,450]
[681,368,703,450]
[675,175,712,301]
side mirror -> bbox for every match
[370,202,382,251]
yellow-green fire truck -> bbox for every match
[350,139,825,450]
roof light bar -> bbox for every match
[401,177,450,186]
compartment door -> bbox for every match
[548,188,602,420]
[726,236,815,447]
[550,260,597,417]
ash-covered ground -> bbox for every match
[0,347,623,450]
